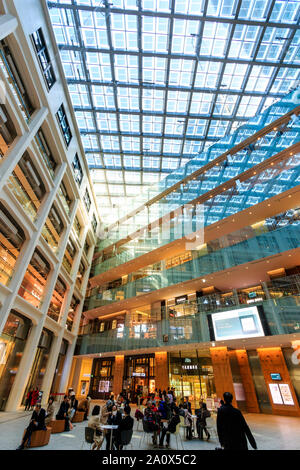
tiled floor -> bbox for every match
[1,404,300,451]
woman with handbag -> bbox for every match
[196,403,211,440]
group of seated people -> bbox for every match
[138,390,211,448]
[87,395,134,450]
[16,392,92,449]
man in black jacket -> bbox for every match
[159,406,180,449]
[115,405,134,450]
[217,392,257,450]
[56,395,70,431]
[17,404,46,449]
[106,404,123,450]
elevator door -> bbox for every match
[247,350,272,414]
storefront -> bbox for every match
[169,350,216,411]
[123,354,155,402]
[0,311,32,411]
[90,357,114,400]
[23,328,53,403]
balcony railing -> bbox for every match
[0,254,15,286]
[7,174,37,221]
[76,289,300,356]
[18,282,43,308]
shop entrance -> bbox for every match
[169,350,216,411]
[90,357,114,400]
[123,354,155,403]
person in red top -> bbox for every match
[30,388,39,409]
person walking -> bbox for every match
[217,392,257,450]
[24,389,33,411]
[196,402,211,440]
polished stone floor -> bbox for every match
[0,403,299,451]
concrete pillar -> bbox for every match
[210,346,237,407]
[40,334,62,407]
[0,14,18,41]
[58,341,77,395]
[262,281,285,335]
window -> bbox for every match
[92,213,97,234]
[84,189,91,212]
[56,104,72,146]
[31,28,56,90]
[72,153,83,186]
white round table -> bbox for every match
[100,424,119,450]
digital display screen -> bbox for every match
[211,306,265,341]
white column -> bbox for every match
[58,340,76,395]
[40,334,62,407]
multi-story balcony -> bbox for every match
[84,211,300,311]
[75,259,85,290]
[18,249,50,308]
[76,273,300,356]
[7,151,46,222]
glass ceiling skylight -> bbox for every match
[48,0,300,225]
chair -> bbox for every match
[22,427,51,448]
[48,420,65,434]
[179,415,189,440]
[166,423,184,450]
[139,420,155,448]
[81,426,95,450]
[120,429,133,450]
[72,411,85,423]
[206,416,218,439]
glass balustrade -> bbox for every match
[7,174,38,222]
[0,254,15,286]
[76,287,300,356]
[92,146,300,276]
[85,222,300,311]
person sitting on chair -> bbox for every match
[158,406,180,449]
[45,397,55,426]
[56,395,71,431]
[143,400,160,447]
[115,405,134,450]
[17,404,46,450]
[106,404,122,450]
[69,394,78,422]
[88,405,104,450]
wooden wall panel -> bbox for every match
[155,352,169,392]
[210,347,237,407]
[257,347,300,417]
[112,355,124,397]
[235,349,260,413]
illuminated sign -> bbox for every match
[269,384,283,405]
[279,384,294,405]
[211,306,265,341]
[270,373,282,381]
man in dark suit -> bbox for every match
[17,404,46,449]
[115,405,134,450]
[56,395,70,431]
[217,392,257,450]
[106,404,123,450]
[159,406,180,449]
